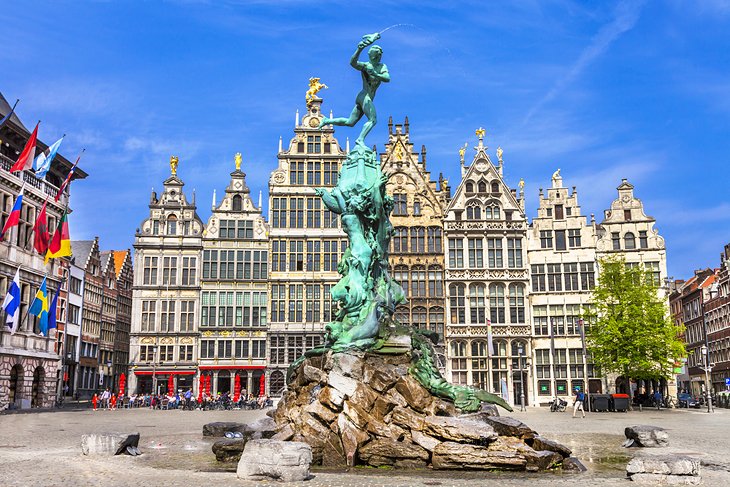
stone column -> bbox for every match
[212,371,219,395]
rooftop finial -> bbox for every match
[497,146,503,164]
[170,155,179,175]
[234,152,242,171]
[306,77,328,107]
[476,127,485,141]
[459,142,467,163]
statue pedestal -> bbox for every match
[269,350,579,472]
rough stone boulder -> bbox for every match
[624,425,669,448]
[237,440,312,482]
[203,422,245,437]
[212,438,245,463]
[81,433,140,456]
[627,455,700,484]
[562,456,588,473]
[273,350,576,472]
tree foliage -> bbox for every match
[586,256,685,381]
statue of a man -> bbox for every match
[319,33,390,146]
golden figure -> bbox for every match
[475,127,485,140]
[306,77,329,107]
[458,142,467,161]
[394,143,404,161]
[497,146,503,163]
[170,155,179,175]
[552,168,561,183]
[519,178,525,191]
[235,152,242,171]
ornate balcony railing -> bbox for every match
[0,153,69,207]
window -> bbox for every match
[471,340,489,390]
[639,230,648,249]
[645,261,661,286]
[306,161,322,185]
[568,229,581,248]
[412,307,427,331]
[413,200,421,216]
[555,205,564,219]
[162,257,177,285]
[306,241,321,271]
[179,345,193,362]
[307,135,321,153]
[252,340,266,358]
[167,215,177,235]
[411,227,425,253]
[272,198,287,228]
[466,204,481,220]
[394,267,409,298]
[305,285,321,322]
[219,219,236,238]
[306,197,321,228]
[547,264,562,291]
[392,227,408,253]
[564,263,579,291]
[68,304,80,325]
[271,240,285,272]
[509,284,525,323]
[159,345,174,362]
[429,307,445,340]
[393,193,407,215]
[324,161,338,186]
[580,262,595,290]
[507,238,522,268]
[450,341,467,385]
[288,284,303,322]
[411,268,427,297]
[478,181,487,193]
[237,220,254,239]
[491,182,499,193]
[161,301,177,332]
[139,345,155,362]
[290,161,304,184]
[624,232,636,250]
[485,203,500,220]
[531,265,548,295]
[612,232,620,250]
[152,220,160,235]
[289,197,304,228]
[181,257,197,286]
[465,182,474,193]
[428,267,443,297]
[468,238,483,268]
[489,284,505,323]
[143,257,158,285]
[179,300,194,332]
[141,300,156,332]
[448,238,463,268]
[69,276,82,294]
[323,240,339,271]
[288,240,304,272]
[533,306,548,336]
[232,194,243,212]
[624,209,631,221]
[200,340,215,359]
[235,340,249,358]
[540,230,553,249]
[218,250,235,279]
[218,340,232,358]
[487,238,503,268]
[427,227,442,253]
[555,230,566,251]
[449,284,465,323]
[270,285,286,322]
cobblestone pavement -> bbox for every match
[0,405,728,486]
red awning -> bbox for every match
[198,366,265,370]
[134,370,196,375]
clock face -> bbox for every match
[309,117,320,128]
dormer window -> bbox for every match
[167,215,178,235]
[413,199,421,216]
[491,181,499,193]
[232,195,243,212]
[465,182,474,194]
[478,181,487,193]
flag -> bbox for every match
[34,135,64,179]
[55,152,82,202]
[1,184,24,240]
[10,122,39,172]
[486,318,494,357]
[29,276,49,336]
[33,197,50,254]
[45,212,71,264]
[48,286,60,331]
[0,99,19,130]
[2,268,21,333]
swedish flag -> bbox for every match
[29,277,49,336]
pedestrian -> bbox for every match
[654,390,662,410]
[101,388,111,410]
[92,393,98,411]
[572,387,586,418]
[110,393,117,410]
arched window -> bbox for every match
[450,340,468,384]
[491,181,500,193]
[167,214,177,235]
[451,340,467,357]
[410,227,425,253]
[427,227,442,253]
[449,283,466,323]
[466,203,482,220]
[489,283,505,323]
[410,267,426,297]
[485,203,500,220]
[269,370,285,396]
[465,181,474,193]
[412,306,427,330]
[413,199,421,216]
[232,195,243,212]
[511,339,527,359]
[471,340,489,390]
[429,306,444,339]
[508,283,525,323]
[491,340,508,395]
[469,283,486,324]
[394,266,409,297]
[624,232,636,250]
[395,304,409,326]
[478,181,487,193]
[428,266,443,297]
[392,227,408,253]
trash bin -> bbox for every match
[612,393,630,412]
[591,394,611,412]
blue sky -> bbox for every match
[2,0,729,280]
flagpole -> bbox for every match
[19,273,47,335]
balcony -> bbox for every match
[0,329,58,357]
[0,153,69,208]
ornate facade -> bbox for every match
[527,171,599,405]
[443,131,530,407]
[128,160,204,395]
[266,98,347,394]
[200,156,269,395]
[380,117,450,347]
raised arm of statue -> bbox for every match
[350,44,366,70]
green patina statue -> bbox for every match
[292,33,512,413]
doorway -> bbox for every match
[31,366,45,408]
[9,364,23,407]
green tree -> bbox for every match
[586,256,685,405]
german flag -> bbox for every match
[45,212,71,264]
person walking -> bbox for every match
[654,389,662,410]
[91,393,98,411]
[572,387,586,418]
[100,388,111,410]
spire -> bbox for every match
[421,144,426,165]
[212,189,216,210]
[278,136,283,153]
[295,109,300,127]
[475,127,486,150]
[459,142,467,178]
[388,116,393,134]
[258,190,263,210]
[192,188,196,206]
[497,146,504,176]
[404,116,409,134]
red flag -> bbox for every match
[33,197,50,254]
[55,151,82,202]
[10,122,39,172]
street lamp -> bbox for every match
[517,345,527,412]
[150,346,158,395]
[700,344,714,413]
